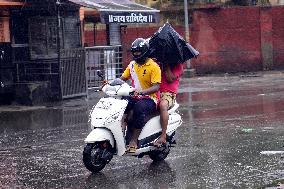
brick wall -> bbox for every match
[190,6,284,74]
[84,30,107,47]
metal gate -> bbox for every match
[60,48,87,99]
[85,45,123,89]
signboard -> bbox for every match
[100,12,159,24]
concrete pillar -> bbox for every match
[107,23,121,45]
[260,7,273,70]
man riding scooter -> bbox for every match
[83,23,195,173]
[120,38,161,153]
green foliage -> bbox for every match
[258,0,270,5]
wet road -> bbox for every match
[0,71,284,189]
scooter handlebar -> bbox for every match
[103,83,136,97]
[128,90,146,98]
[129,91,135,96]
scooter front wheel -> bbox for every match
[83,143,112,173]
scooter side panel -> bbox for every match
[138,113,182,140]
[138,116,161,140]
[107,121,126,156]
[167,113,182,133]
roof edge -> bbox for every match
[98,9,160,12]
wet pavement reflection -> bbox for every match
[0,72,284,188]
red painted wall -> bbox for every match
[190,6,284,74]
[190,7,262,74]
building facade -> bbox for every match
[0,0,86,105]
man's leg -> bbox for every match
[154,92,176,146]
[154,99,169,146]
[122,97,138,145]
[128,98,156,151]
[128,128,142,150]
[121,114,127,136]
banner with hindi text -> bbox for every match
[100,12,159,24]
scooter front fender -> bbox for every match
[84,128,115,148]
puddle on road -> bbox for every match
[0,107,89,133]
[177,89,284,122]
[2,87,283,132]
[178,88,284,103]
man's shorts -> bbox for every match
[160,92,176,109]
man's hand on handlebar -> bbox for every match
[134,89,144,96]
[129,89,144,97]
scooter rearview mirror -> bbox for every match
[97,70,104,79]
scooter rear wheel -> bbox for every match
[149,144,170,162]
[83,143,107,173]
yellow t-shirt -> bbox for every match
[122,58,161,103]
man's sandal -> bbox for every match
[126,146,137,153]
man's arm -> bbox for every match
[120,76,128,81]
[120,65,130,81]
[139,83,160,95]
[165,64,177,83]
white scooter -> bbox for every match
[83,79,182,173]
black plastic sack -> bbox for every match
[148,22,199,67]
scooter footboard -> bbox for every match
[84,128,115,147]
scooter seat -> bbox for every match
[126,103,179,125]
[145,103,179,122]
